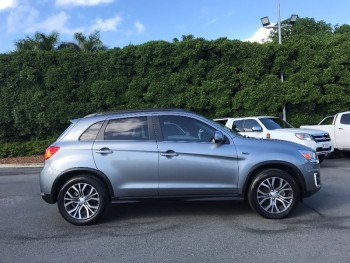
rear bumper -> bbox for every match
[41,193,55,204]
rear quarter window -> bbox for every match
[79,121,103,141]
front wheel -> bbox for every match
[318,155,325,163]
[57,176,107,225]
[248,169,300,219]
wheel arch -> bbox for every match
[51,168,114,203]
[242,161,307,200]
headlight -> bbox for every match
[299,150,318,162]
[295,133,313,141]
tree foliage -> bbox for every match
[14,31,106,52]
[74,30,108,52]
[14,32,60,51]
[0,18,349,148]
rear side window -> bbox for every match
[104,117,149,140]
[80,121,103,141]
[340,114,350,125]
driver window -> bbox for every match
[243,119,261,132]
[340,114,350,125]
[158,115,216,142]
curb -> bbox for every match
[0,163,44,168]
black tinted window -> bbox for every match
[80,121,103,141]
[104,117,149,140]
[340,114,350,125]
[232,120,244,131]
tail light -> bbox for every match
[44,146,60,160]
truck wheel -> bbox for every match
[57,176,107,225]
[248,169,300,219]
[342,151,350,157]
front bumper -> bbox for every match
[314,142,333,156]
[302,162,321,197]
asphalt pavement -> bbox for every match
[0,158,350,263]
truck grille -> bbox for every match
[312,133,331,142]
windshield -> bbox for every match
[259,117,294,130]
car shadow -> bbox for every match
[101,200,252,224]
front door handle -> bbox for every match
[96,148,113,154]
[160,150,178,158]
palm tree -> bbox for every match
[73,30,107,52]
[34,32,59,51]
[14,32,59,51]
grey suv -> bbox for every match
[40,109,321,225]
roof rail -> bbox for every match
[83,108,190,118]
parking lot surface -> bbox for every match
[0,158,349,263]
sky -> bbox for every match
[0,0,350,53]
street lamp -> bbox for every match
[261,0,298,121]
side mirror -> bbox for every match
[252,126,262,132]
[214,131,225,143]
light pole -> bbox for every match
[261,0,297,121]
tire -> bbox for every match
[248,169,300,219]
[342,151,350,157]
[57,176,107,225]
[318,155,325,163]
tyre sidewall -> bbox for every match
[58,176,107,225]
[248,169,300,219]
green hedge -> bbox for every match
[0,18,350,157]
[0,139,54,158]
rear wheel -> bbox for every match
[248,169,300,219]
[57,176,107,225]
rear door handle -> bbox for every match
[96,148,113,154]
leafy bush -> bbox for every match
[0,139,54,158]
[0,18,349,158]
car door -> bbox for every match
[92,116,158,197]
[335,113,350,149]
[156,115,239,196]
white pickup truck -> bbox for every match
[300,111,350,152]
[215,116,334,161]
